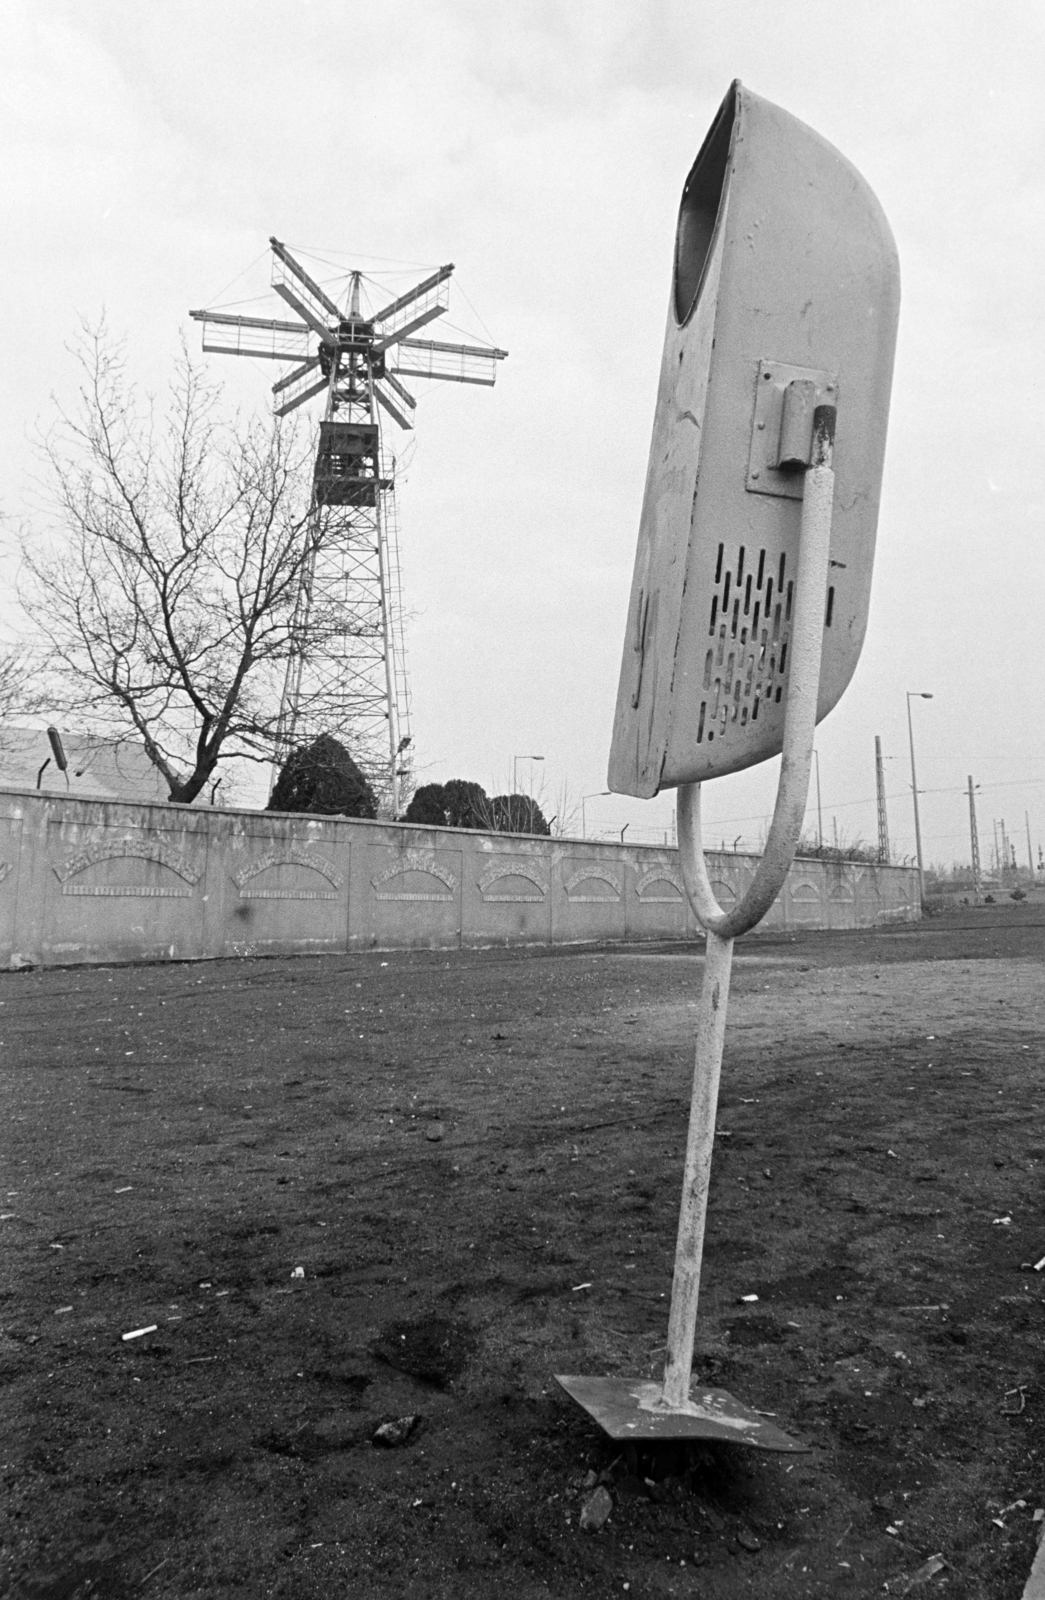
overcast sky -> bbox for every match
[3,0,1043,868]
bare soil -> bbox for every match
[2,905,1044,1599]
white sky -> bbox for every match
[2,0,1043,868]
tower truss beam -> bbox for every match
[373,264,454,333]
[373,382,414,431]
[391,336,509,386]
[269,236,342,321]
[188,310,310,362]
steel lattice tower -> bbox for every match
[191,239,506,813]
[874,734,890,864]
[968,775,982,898]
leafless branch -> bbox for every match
[18,323,348,804]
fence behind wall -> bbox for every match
[0,787,918,969]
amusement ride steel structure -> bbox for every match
[190,239,506,813]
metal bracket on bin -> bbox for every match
[746,359,837,499]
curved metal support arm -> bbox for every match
[659,408,837,1414]
[678,417,836,940]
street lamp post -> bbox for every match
[513,754,544,797]
[581,790,610,839]
[906,691,933,908]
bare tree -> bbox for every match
[18,326,328,804]
[546,776,580,838]
[0,647,46,727]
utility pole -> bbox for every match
[906,691,932,907]
[967,776,981,902]
[875,736,890,864]
[1026,812,1034,883]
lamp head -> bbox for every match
[609,81,899,796]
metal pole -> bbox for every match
[581,791,609,841]
[968,777,981,902]
[662,403,835,1412]
[661,928,732,1407]
[1027,812,1035,882]
[906,692,930,908]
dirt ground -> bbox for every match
[2,904,1044,1599]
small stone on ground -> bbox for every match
[372,1415,420,1448]
[579,1486,613,1532]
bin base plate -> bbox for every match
[554,1375,807,1452]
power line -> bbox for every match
[453,277,499,347]
[197,248,270,313]
[703,777,1045,832]
[290,243,440,271]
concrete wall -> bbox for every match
[0,787,918,970]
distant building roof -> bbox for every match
[0,727,171,803]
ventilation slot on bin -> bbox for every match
[697,544,792,743]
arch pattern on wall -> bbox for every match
[634,866,685,902]
[372,850,457,902]
[54,840,201,898]
[564,867,622,903]
[846,867,880,898]
[477,865,548,903]
[232,849,344,901]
